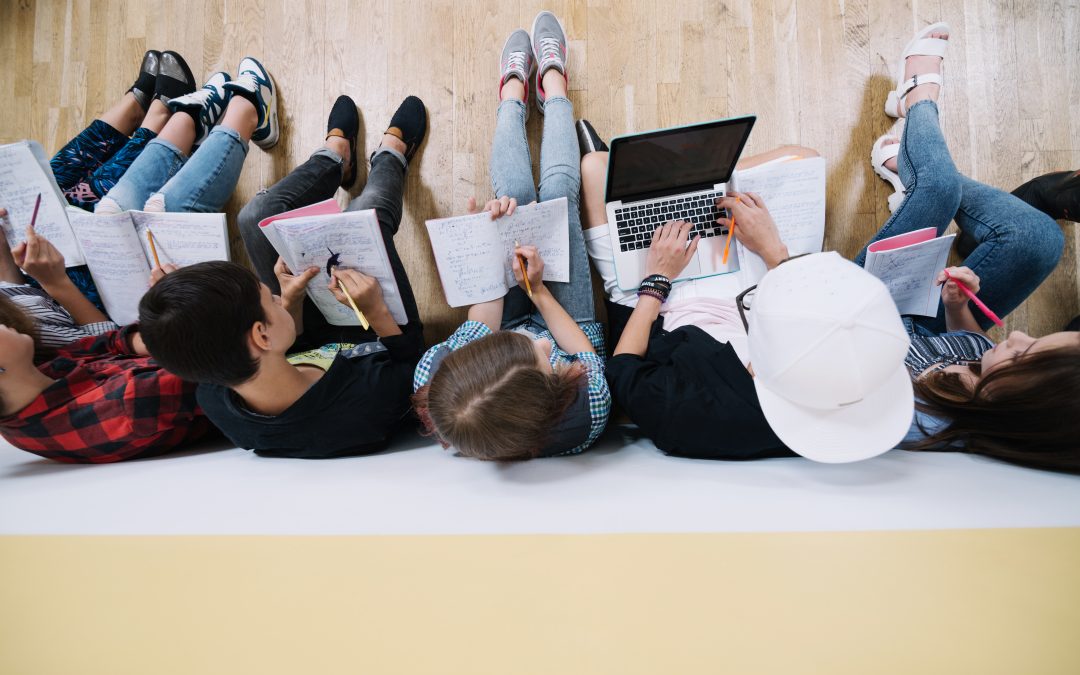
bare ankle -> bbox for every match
[380,133,407,156]
[541,69,567,98]
[500,78,526,102]
[325,135,350,163]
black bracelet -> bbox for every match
[642,274,672,288]
[639,279,670,292]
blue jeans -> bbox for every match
[490,97,595,327]
[99,127,248,213]
[855,101,1064,332]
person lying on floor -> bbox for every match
[0,293,212,463]
[136,95,428,460]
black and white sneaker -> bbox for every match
[167,72,231,147]
[223,57,279,150]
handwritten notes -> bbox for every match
[864,228,956,316]
[0,141,85,265]
[131,211,229,266]
[730,156,826,286]
[425,198,570,307]
[66,210,230,324]
[267,210,408,326]
[67,211,150,325]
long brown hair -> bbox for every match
[907,341,1080,473]
[412,331,584,461]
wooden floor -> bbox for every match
[2,0,1077,340]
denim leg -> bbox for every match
[238,148,344,291]
[854,101,962,266]
[87,127,158,199]
[937,176,1064,329]
[99,137,186,212]
[535,96,595,324]
[296,149,421,348]
[152,127,249,213]
[51,119,128,192]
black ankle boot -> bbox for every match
[1012,170,1080,222]
[576,119,609,157]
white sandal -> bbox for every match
[872,132,906,212]
[885,21,950,118]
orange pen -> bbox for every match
[722,196,739,264]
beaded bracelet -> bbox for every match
[637,287,667,303]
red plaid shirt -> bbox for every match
[0,326,212,463]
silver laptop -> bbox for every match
[604,115,756,290]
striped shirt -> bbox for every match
[905,329,995,376]
[0,282,118,351]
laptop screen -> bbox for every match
[605,115,756,203]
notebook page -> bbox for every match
[424,212,504,307]
[257,198,342,257]
[130,211,230,267]
[66,210,150,325]
[0,141,85,266]
[864,233,956,316]
[494,197,571,288]
[730,156,826,286]
[270,210,408,326]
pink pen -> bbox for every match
[943,269,1004,327]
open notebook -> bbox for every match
[728,155,827,288]
[424,198,570,307]
[258,200,408,326]
[863,227,956,316]
[65,209,230,325]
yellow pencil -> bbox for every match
[721,196,739,265]
[515,239,533,299]
[332,267,370,330]
[147,229,162,268]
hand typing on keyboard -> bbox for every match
[614,191,729,253]
[645,221,701,279]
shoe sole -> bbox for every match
[531,11,568,116]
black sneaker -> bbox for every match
[153,51,197,105]
[576,119,609,157]
[326,95,360,189]
[383,96,427,164]
[128,50,161,112]
[1012,170,1080,223]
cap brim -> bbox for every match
[753,364,914,463]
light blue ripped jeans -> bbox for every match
[97,126,248,213]
[490,97,596,327]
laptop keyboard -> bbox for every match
[614,191,728,252]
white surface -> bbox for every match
[2,427,1079,535]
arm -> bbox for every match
[716,192,790,269]
[12,226,110,325]
[938,266,988,335]
[330,268,402,338]
[513,245,595,355]
[462,195,519,332]
[613,221,700,357]
[275,257,320,336]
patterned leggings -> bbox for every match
[41,120,157,311]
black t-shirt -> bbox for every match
[605,304,793,460]
[196,328,424,459]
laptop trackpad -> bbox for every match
[675,251,702,279]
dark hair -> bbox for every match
[412,331,583,461]
[0,294,44,357]
[907,340,1080,473]
[138,261,267,386]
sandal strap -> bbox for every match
[898,72,943,99]
[903,36,949,59]
[873,139,900,167]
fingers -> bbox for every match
[684,234,701,260]
[744,192,766,208]
[0,208,7,218]
[273,256,290,276]
[11,242,26,263]
[467,196,478,214]
[486,196,517,219]
[299,266,319,282]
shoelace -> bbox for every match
[504,51,529,78]
[536,37,563,68]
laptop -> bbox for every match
[604,115,756,289]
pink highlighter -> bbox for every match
[943,269,1004,327]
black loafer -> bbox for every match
[576,119,609,157]
[128,50,161,112]
[382,96,427,164]
[154,51,197,104]
[326,95,360,189]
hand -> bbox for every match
[329,268,385,313]
[12,224,69,288]
[512,244,545,293]
[717,191,788,267]
[645,220,700,279]
[467,195,517,219]
[938,266,979,309]
[274,257,319,304]
[148,263,179,287]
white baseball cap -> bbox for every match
[747,252,914,463]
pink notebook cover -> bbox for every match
[866,226,938,253]
[257,198,341,229]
